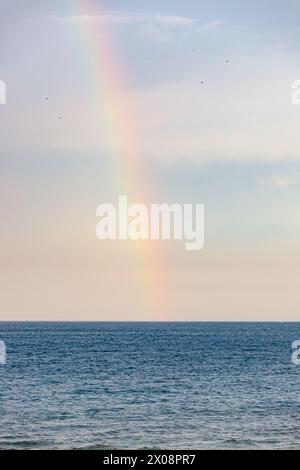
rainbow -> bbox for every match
[72,0,169,319]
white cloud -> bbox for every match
[60,12,143,26]
[197,19,226,32]
[57,12,224,41]
[60,12,198,28]
[154,15,196,28]
[257,176,296,188]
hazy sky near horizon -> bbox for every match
[1,0,300,320]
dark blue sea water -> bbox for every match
[0,322,300,449]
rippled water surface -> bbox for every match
[0,322,300,449]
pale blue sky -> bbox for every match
[0,1,300,320]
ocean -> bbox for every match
[0,322,299,449]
